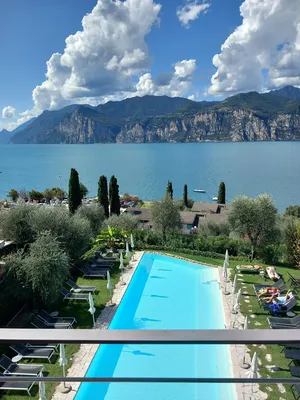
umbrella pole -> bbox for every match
[92,313,95,328]
[60,360,72,393]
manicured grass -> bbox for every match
[167,251,300,400]
[0,256,130,400]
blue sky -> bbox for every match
[0,0,299,131]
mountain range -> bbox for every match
[2,85,300,144]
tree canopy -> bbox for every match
[285,205,300,218]
[75,203,105,235]
[109,175,120,215]
[98,175,109,218]
[217,182,226,204]
[80,183,89,199]
[103,213,138,232]
[166,181,173,199]
[228,194,278,260]
[5,231,69,306]
[68,168,82,213]
[152,196,182,239]
[183,184,188,208]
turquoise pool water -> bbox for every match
[75,253,236,400]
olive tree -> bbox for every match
[199,220,230,237]
[103,213,138,232]
[152,196,182,240]
[75,204,105,235]
[228,194,278,260]
[30,206,92,262]
[5,231,69,306]
[0,199,36,245]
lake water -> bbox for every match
[0,142,299,212]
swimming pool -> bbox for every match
[75,253,236,400]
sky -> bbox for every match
[0,0,300,131]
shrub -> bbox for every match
[103,214,138,232]
[75,204,105,235]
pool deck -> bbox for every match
[52,252,267,400]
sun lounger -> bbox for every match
[290,366,300,378]
[0,355,44,376]
[10,344,54,362]
[0,372,36,396]
[253,278,285,293]
[284,349,300,363]
[87,259,113,268]
[266,266,281,281]
[263,295,297,315]
[60,287,89,301]
[26,343,59,352]
[288,273,300,292]
[79,266,108,279]
[38,310,76,326]
[31,315,72,329]
[290,384,300,400]
[95,251,117,261]
[66,279,96,294]
[268,314,300,327]
[235,265,262,274]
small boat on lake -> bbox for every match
[193,189,206,193]
[212,197,218,201]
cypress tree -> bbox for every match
[109,175,120,216]
[166,180,173,200]
[217,182,226,204]
[68,168,82,213]
[98,175,109,218]
[183,184,188,207]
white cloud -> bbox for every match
[177,1,210,28]
[134,59,197,97]
[208,0,300,96]
[2,106,16,119]
[32,0,161,111]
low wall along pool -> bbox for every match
[75,253,236,400]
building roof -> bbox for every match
[191,202,219,214]
[126,207,152,221]
[201,213,228,223]
[180,211,198,225]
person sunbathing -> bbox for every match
[238,265,262,270]
[266,266,281,281]
[258,288,280,298]
[262,292,291,304]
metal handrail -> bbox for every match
[0,329,299,385]
[0,328,299,344]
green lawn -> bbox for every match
[168,251,300,400]
[0,256,130,400]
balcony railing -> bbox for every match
[0,329,299,385]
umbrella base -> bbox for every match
[59,384,72,394]
[240,362,250,369]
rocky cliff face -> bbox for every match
[116,109,300,143]
[9,90,300,144]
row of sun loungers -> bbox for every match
[0,251,117,395]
